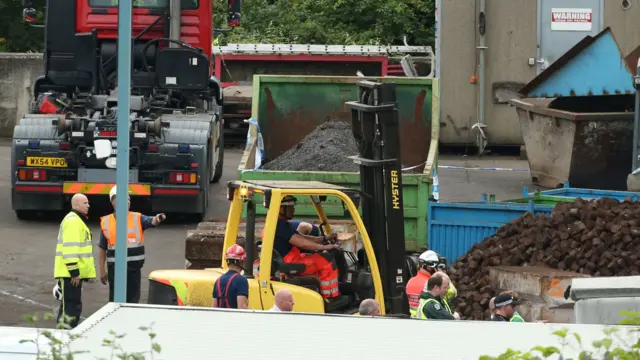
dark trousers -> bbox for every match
[107,264,142,303]
[56,278,82,329]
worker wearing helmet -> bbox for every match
[98,186,166,304]
[407,250,457,318]
[273,195,341,301]
[213,244,249,309]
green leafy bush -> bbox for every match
[20,312,162,360]
[480,311,640,360]
[212,0,435,46]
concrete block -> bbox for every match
[575,297,640,325]
[519,145,528,160]
[571,276,640,300]
[0,53,43,138]
[489,266,590,322]
[515,302,576,323]
[627,173,640,192]
[489,266,589,306]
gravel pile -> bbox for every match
[450,197,640,320]
[260,121,420,173]
[261,121,360,172]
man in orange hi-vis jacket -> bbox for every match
[272,195,341,301]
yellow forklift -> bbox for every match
[148,81,411,315]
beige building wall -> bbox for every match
[440,0,640,147]
[605,0,640,55]
[439,0,477,146]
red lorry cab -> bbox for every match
[76,0,213,66]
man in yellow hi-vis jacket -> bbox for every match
[53,193,96,329]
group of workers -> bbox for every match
[212,194,381,315]
[53,186,166,328]
[406,250,528,322]
[213,193,536,322]
[213,194,531,322]
[53,186,534,328]
[213,239,381,315]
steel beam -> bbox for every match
[114,0,133,304]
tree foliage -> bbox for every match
[213,0,435,46]
[0,0,46,52]
[0,0,434,53]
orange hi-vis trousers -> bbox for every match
[283,247,340,299]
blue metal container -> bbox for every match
[428,201,553,263]
[428,186,640,263]
[526,187,640,201]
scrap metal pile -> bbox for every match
[450,197,640,320]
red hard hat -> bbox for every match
[226,244,247,261]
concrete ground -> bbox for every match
[437,154,542,201]
[0,144,537,327]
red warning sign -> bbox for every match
[551,8,593,31]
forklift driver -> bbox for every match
[274,195,342,300]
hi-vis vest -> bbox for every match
[407,272,458,318]
[100,212,145,265]
[406,271,430,317]
[415,297,452,320]
[510,312,525,322]
[54,212,96,279]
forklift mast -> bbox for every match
[346,81,409,315]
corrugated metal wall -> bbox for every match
[428,188,640,261]
[428,202,553,262]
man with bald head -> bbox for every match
[53,193,96,329]
[269,289,295,312]
[359,298,381,316]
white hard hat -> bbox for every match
[109,185,131,201]
[109,185,117,200]
[418,250,439,264]
[53,282,62,301]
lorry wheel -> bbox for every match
[15,210,37,220]
[211,121,224,183]
[190,211,205,223]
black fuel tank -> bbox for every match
[155,48,209,91]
